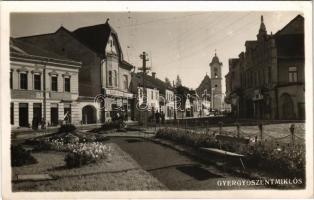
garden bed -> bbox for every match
[12,143,166,191]
[155,128,305,180]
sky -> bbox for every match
[10,11,301,92]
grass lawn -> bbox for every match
[12,143,166,191]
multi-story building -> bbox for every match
[130,72,175,121]
[225,15,305,120]
[10,38,81,128]
[15,20,134,123]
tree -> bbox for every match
[165,77,171,87]
[175,75,182,87]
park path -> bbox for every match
[107,137,263,190]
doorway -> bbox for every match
[19,103,29,127]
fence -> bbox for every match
[148,118,305,147]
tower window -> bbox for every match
[215,84,218,88]
[214,68,218,78]
[108,71,112,86]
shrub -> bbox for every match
[11,145,37,167]
[59,124,77,133]
[156,128,217,148]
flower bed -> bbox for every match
[156,128,305,178]
[38,138,111,168]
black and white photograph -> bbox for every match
[1,1,313,199]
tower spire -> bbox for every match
[257,15,267,40]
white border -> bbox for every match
[1,1,313,199]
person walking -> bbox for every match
[161,111,165,124]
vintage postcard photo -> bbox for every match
[1,1,313,199]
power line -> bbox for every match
[119,12,212,29]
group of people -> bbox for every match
[154,110,165,124]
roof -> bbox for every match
[245,40,258,49]
[10,38,81,65]
[73,21,133,70]
[275,15,304,58]
[196,74,212,97]
[73,22,112,57]
[210,53,222,65]
[275,15,304,36]
[11,38,73,61]
[130,72,173,95]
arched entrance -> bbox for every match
[280,93,295,120]
[82,105,97,124]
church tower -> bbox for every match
[209,51,223,111]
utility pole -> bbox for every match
[138,51,150,126]
[43,59,49,130]
[173,80,177,120]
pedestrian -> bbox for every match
[32,117,38,130]
[41,118,46,130]
[161,111,165,124]
[155,110,160,124]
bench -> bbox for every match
[200,135,250,170]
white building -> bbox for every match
[10,38,81,128]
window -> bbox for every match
[64,77,70,92]
[123,75,128,90]
[214,68,218,78]
[215,84,218,88]
[10,71,12,89]
[20,73,28,89]
[151,91,154,99]
[108,71,112,86]
[34,74,41,90]
[114,70,118,86]
[288,67,298,83]
[10,103,13,125]
[51,76,58,91]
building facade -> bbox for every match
[16,20,135,124]
[10,39,81,128]
[225,15,305,120]
[130,72,175,122]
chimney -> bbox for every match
[152,72,156,79]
